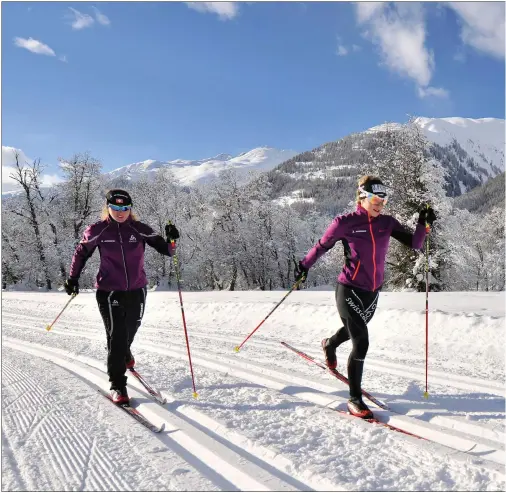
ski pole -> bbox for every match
[45,292,77,331]
[234,276,304,353]
[167,221,198,399]
[423,204,430,399]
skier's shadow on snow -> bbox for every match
[171,380,327,411]
[377,381,505,421]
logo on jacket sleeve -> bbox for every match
[129,235,137,242]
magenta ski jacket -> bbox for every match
[300,204,427,292]
[69,216,175,291]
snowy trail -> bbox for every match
[3,339,319,492]
[2,291,505,491]
[4,311,504,398]
[5,323,504,467]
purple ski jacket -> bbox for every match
[300,204,427,292]
[69,216,175,292]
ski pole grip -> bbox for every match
[425,203,431,233]
[167,220,176,247]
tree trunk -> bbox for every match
[228,261,237,291]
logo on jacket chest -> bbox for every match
[129,235,137,243]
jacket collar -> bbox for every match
[356,204,368,215]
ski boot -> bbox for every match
[321,338,337,370]
[110,386,130,405]
[347,397,373,419]
[126,350,135,370]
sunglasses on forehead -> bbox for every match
[108,204,132,212]
[358,187,389,205]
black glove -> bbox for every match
[165,223,180,242]
[294,261,308,284]
[418,206,437,226]
[64,278,79,296]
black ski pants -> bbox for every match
[96,288,147,390]
[327,283,379,399]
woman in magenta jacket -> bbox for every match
[295,176,436,418]
[64,189,180,404]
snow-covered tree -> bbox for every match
[362,119,451,291]
[5,153,52,289]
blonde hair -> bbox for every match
[101,204,139,221]
[356,175,382,205]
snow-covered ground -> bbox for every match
[2,290,505,491]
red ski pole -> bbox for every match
[45,293,77,331]
[168,221,198,398]
[423,205,430,399]
[234,277,304,353]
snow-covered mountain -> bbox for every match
[268,117,505,216]
[105,147,299,186]
[367,117,505,179]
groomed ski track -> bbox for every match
[2,292,505,491]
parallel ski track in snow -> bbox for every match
[3,337,329,492]
[3,313,505,470]
[2,359,133,491]
[4,312,504,397]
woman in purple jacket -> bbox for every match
[64,189,180,404]
[295,176,436,418]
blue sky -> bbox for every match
[2,1,505,177]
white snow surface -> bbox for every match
[105,147,299,186]
[366,117,505,178]
[2,289,505,491]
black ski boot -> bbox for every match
[347,397,373,419]
[321,338,337,369]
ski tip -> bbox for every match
[233,346,240,353]
[45,325,52,331]
[192,392,198,399]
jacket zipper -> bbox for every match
[351,260,361,281]
[368,216,377,291]
[117,223,129,290]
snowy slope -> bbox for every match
[105,147,299,186]
[367,117,505,177]
[2,290,505,491]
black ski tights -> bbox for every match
[96,288,147,390]
[327,283,379,399]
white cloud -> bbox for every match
[2,146,63,193]
[352,44,362,52]
[186,2,239,20]
[2,146,32,192]
[447,2,505,59]
[356,2,386,23]
[68,7,95,30]
[336,45,348,56]
[59,55,68,63]
[355,3,448,98]
[417,86,450,98]
[92,6,111,26]
[14,37,55,56]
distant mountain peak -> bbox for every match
[105,146,299,186]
